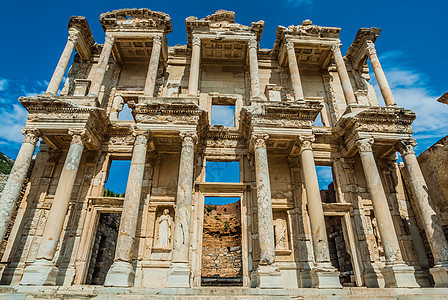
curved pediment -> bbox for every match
[100,8,172,33]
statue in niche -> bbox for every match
[156,209,172,248]
[274,218,287,250]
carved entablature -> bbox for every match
[133,100,207,127]
[335,105,415,157]
[273,20,341,70]
[241,101,322,138]
[100,8,172,33]
[19,96,108,150]
[68,16,95,60]
[185,10,264,47]
[203,126,247,150]
[345,27,381,70]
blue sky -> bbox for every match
[1,0,447,191]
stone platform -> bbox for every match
[1,286,448,299]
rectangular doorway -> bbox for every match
[201,197,243,286]
[85,213,121,285]
[325,216,355,286]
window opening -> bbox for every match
[205,161,240,183]
[211,105,235,127]
[118,103,134,121]
[313,112,324,126]
[202,197,242,286]
[85,213,121,285]
[316,166,334,201]
[105,160,131,197]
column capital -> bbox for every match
[331,42,342,52]
[248,38,258,49]
[251,133,269,149]
[356,137,374,153]
[180,131,198,146]
[365,41,376,56]
[68,128,89,145]
[21,128,40,145]
[192,36,201,47]
[396,139,417,156]
[286,41,295,51]
[152,35,163,46]
[68,32,79,44]
[105,34,115,44]
[132,130,151,146]
[297,135,315,151]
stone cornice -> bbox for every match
[437,92,448,105]
[185,10,264,47]
[68,16,95,60]
[345,27,381,70]
[100,8,172,34]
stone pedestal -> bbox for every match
[382,262,420,288]
[104,261,135,287]
[311,263,343,289]
[20,130,86,286]
[430,262,448,287]
[256,265,282,289]
[165,262,191,288]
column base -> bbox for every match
[363,263,385,288]
[256,264,282,289]
[165,262,190,288]
[310,262,342,289]
[19,259,58,286]
[104,261,135,287]
[430,262,448,287]
[382,261,419,288]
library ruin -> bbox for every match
[0,8,448,298]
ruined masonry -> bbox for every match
[0,8,448,299]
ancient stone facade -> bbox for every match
[0,8,448,298]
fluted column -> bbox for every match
[331,43,356,105]
[143,35,162,96]
[286,41,304,101]
[166,131,197,288]
[188,36,201,96]
[89,34,115,97]
[248,38,262,100]
[104,131,150,287]
[46,31,79,95]
[20,129,87,286]
[0,128,40,245]
[251,133,282,288]
[398,139,448,287]
[298,135,341,288]
[356,138,418,287]
[365,42,395,106]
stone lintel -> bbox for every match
[345,27,382,70]
[68,16,95,60]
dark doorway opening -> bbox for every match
[201,197,243,286]
[85,213,120,285]
[325,216,355,286]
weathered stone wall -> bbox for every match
[202,201,242,278]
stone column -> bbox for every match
[248,38,262,100]
[356,138,418,288]
[331,43,356,105]
[188,36,201,96]
[46,30,79,95]
[143,35,162,96]
[298,135,341,288]
[0,128,40,245]
[365,42,396,106]
[166,131,197,288]
[104,131,150,287]
[20,129,87,286]
[89,34,115,97]
[398,139,448,287]
[286,41,304,101]
[251,134,282,288]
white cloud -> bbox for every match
[316,166,333,189]
[0,104,28,143]
[370,51,448,153]
[286,0,313,6]
[0,78,8,91]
